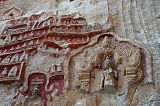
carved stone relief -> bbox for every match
[0,7,22,20]
[0,2,155,104]
[0,11,109,105]
[68,33,152,94]
[0,62,25,83]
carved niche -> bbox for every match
[67,33,153,94]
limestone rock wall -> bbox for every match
[0,0,160,106]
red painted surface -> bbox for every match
[23,70,64,106]
[0,12,106,106]
[0,62,25,84]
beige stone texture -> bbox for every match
[0,0,160,106]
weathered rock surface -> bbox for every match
[0,0,160,106]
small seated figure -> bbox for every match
[8,66,18,77]
[1,67,8,75]
[10,54,19,62]
[29,40,33,46]
[20,51,28,61]
[32,85,40,98]
[12,36,16,42]
[29,32,34,36]
[1,55,11,63]
[18,35,22,40]
[100,56,117,92]
[57,64,62,72]
[4,35,11,44]
[0,38,4,46]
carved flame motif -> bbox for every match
[1,7,22,20]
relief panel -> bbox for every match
[0,62,25,83]
[1,12,148,106]
[67,33,152,94]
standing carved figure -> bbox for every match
[100,56,117,90]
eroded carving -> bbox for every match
[0,62,25,83]
[68,33,152,94]
[0,12,114,106]
[22,71,64,106]
[1,7,22,20]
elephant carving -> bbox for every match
[68,33,152,95]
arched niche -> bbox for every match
[65,33,153,94]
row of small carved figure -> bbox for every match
[2,14,87,36]
[11,16,86,28]
[9,30,45,44]
[60,18,86,25]
[0,38,41,54]
[2,28,26,35]
[0,50,35,64]
[6,18,86,35]
[2,20,96,38]
[4,13,47,31]
[0,63,22,77]
[2,18,49,35]
[46,36,88,44]
[51,24,102,34]
[6,16,53,29]
[38,17,54,28]
[2,28,47,41]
